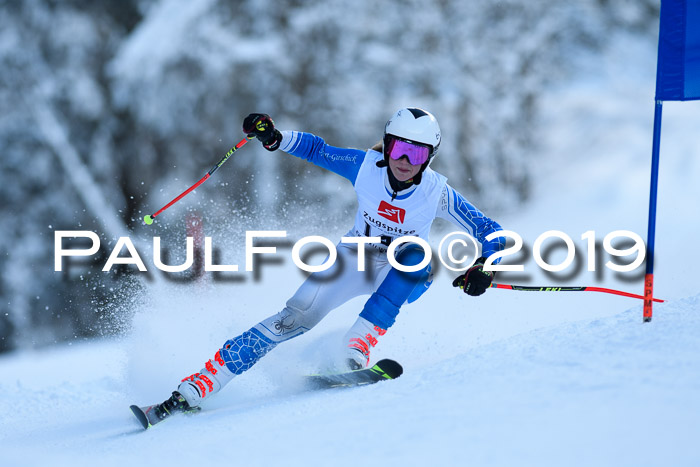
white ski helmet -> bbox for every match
[384,107,441,162]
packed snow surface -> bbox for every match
[1,297,698,466]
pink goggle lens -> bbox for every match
[386,137,430,166]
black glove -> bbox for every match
[242,113,283,151]
[452,257,494,296]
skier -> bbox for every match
[142,108,504,423]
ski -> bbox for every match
[306,358,403,389]
[130,360,402,429]
[130,392,200,430]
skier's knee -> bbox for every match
[359,245,432,329]
[255,305,317,342]
[393,244,430,278]
[393,244,433,303]
[406,265,433,303]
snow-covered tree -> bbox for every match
[0,0,658,352]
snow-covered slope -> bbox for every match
[1,296,698,466]
[2,31,700,467]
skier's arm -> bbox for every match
[436,184,505,259]
[242,113,365,184]
[279,131,365,184]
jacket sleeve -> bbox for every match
[280,131,366,185]
[436,184,505,260]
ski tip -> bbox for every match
[375,359,403,379]
[130,405,150,430]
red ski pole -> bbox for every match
[143,136,253,225]
[490,283,665,303]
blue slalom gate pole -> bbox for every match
[644,100,663,322]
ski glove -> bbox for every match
[243,113,283,151]
[452,257,494,297]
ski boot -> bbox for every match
[344,317,387,370]
[130,391,200,430]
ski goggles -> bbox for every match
[386,136,431,166]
